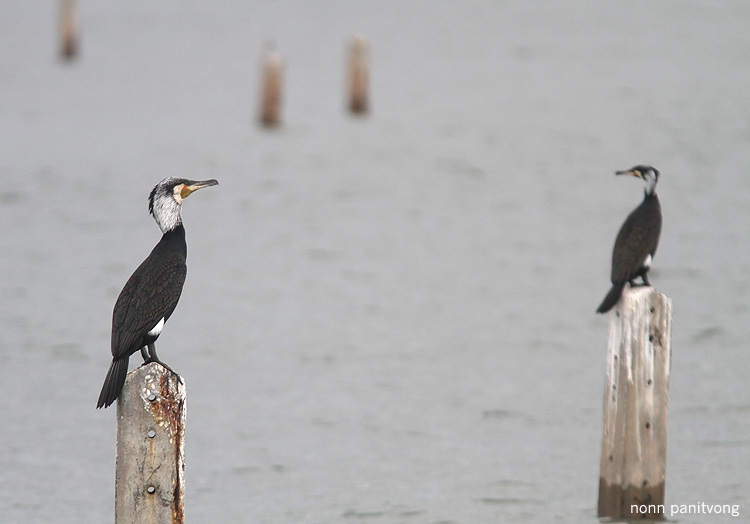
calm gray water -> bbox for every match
[1,1,749,523]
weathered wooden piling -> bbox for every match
[59,0,79,60]
[598,286,672,519]
[347,36,369,114]
[116,362,186,524]
[259,48,283,127]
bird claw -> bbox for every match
[141,359,183,383]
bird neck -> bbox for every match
[159,224,187,258]
[644,172,659,196]
[152,198,183,233]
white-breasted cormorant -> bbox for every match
[96,177,218,408]
[597,165,662,314]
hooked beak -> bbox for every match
[180,179,219,199]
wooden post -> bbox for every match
[116,362,186,524]
[59,0,79,60]
[598,286,672,519]
[347,36,369,114]
[259,48,283,127]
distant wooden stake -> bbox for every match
[116,362,186,524]
[598,286,672,519]
[347,36,369,114]
[59,0,79,60]
[259,50,283,127]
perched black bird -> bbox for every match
[597,165,662,314]
[97,177,218,408]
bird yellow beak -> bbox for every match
[180,179,219,199]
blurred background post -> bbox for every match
[347,35,369,114]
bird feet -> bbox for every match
[140,358,185,384]
[140,343,184,384]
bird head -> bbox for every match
[148,177,219,233]
[616,165,659,195]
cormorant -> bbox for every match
[97,177,218,408]
[596,165,662,314]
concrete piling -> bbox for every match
[598,286,672,519]
[115,362,186,524]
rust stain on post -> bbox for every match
[153,372,186,524]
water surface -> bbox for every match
[1,1,749,522]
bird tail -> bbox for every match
[596,282,626,314]
[97,357,129,409]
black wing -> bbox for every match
[610,194,662,283]
[111,249,187,359]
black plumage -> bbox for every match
[97,177,218,408]
[597,165,662,314]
